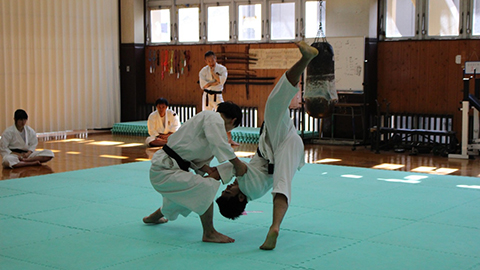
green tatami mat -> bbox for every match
[1,161,480,270]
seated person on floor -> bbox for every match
[0,109,54,168]
[145,98,180,147]
[214,41,319,250]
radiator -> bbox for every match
[289,108,322,132]
[242,107,258,128]
[170,105,197,123]
[380,113,454,144]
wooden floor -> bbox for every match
[2,131,480,180]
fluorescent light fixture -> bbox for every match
[372,163,405,170]
[99,155,128,159]
[315,158,342,163]
[135,158,151,161]
[66,151,81,155]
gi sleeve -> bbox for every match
[216,162,235,185]
[0,131,12,157]
[204,116,236,164]
[27,128,38,152]
[199,68,209,89]
[147,115,159,137]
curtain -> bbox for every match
[0,0,120,133]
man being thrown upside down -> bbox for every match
[214,41,319,250]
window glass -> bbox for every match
[178,7,199,42]
[208,6,230,42]
[305,1,326,38]
[150,9,171,43]
[238,4,262,41]
[386,0,416,38]
[271,2,295,40]
[427,0,460,36]
[473,0,480,35]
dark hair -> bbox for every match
[155,98,169,107]
[204,51,216,58]
[14,109,28,120]
[216,194,248,220]
[216,101,242,127]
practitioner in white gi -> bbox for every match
[0,109,54,168]
[143,101,248,243]
[145,98,180,147]
[199,51,227,111]
[214,41,319,250]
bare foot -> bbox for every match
[143,216,168,224]
[203,231,235,243]
[259,228,279,250]
[296,40,319,59]
[143,208,168,224]
[12,161,41,168]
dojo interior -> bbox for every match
[1,1,480,269]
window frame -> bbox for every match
[268,0,300,42]
[379,0,480,41]
[202,0,234,44]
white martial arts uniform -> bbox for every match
[199,63,228,111]
[218,73,304,203]
[149,110,237,220]
[145,108,180,145]
[0,125,55,168]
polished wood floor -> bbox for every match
[2,131,480,180]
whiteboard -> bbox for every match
[327,37,365,91]
[465,61,480,74]
[249,37,365,92]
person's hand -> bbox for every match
[234,162,247,177]
[207,167,221,180]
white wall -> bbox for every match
[326,0,377,38]
[121,0,145,43]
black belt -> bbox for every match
[256,121,274,174]
[10,149,28,153]
[162,144,191,172]
[204,89,222,107]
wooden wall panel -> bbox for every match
[145,43,298,126]
[378,40,480,137]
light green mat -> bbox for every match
[111,121,318,143]
[1,161,480,270]
[111,121,149,136]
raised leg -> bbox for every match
[285,41,319,86]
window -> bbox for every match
[150,9,171,43]
[385,0,416,38]
[427,0,460,36]
[470,0,480,36]
[178,7,199,42]
[380,0,480,40]
[207,6,230,42]
[305,1,326,38]
[238,4,262,41]
[270,2,295,40]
